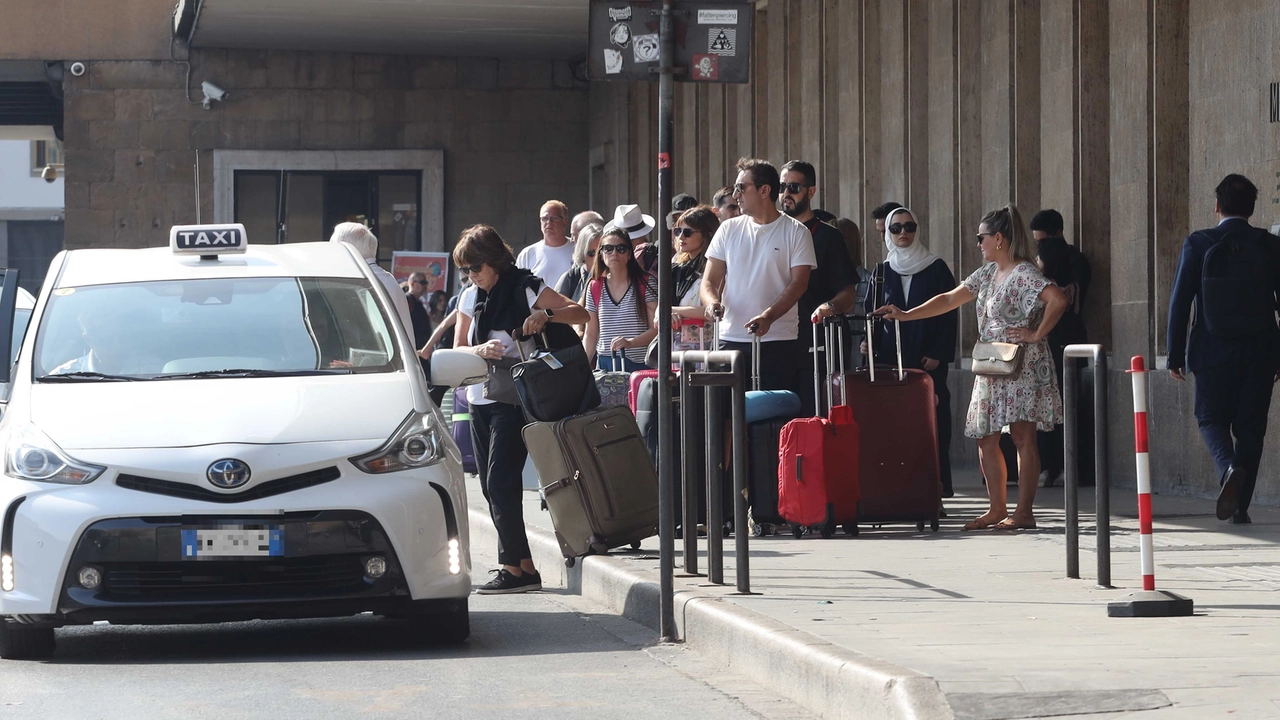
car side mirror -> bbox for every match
[429,349,487,388]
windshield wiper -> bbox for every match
[152,368,348,380]
[36,371,138,383]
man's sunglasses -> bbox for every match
[888,222,919,234]
[780,182,811,195]
[732,182,756,195]
[458,264,483,275]
[673,227,698,238]
[411,279,428,286]
[600,243,632,255]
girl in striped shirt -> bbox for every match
[583,226,658,371]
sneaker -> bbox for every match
[475,568,542,595]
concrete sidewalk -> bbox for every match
[465,470,1280,720]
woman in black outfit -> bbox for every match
[1034,236,1087,486]
[452,225,588,594]
[867,207,960,498]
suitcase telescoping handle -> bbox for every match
[811,320,823,417]
[749,322,762,392]
[823,315,848,408]
[864,313,906,383]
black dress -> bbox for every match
[867,258,959,497]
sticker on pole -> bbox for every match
[608,6,632,21]
[692,54,719,81]
[658,152,671,170]
[698,9,739,24]
[708,28,737,56]
[633,33,660,63]
[609,22,632,48]
[604,48,623,75]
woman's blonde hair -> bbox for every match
[979,204,1035,263]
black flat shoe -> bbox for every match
[1229,510,1252,525]
[1217,465,1242,521]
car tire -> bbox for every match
[0,623,55,660]
[406,598,469,645]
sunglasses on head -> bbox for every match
[888,222,918,234]
[780,181,810,195]
[600,243,632,255]
[457,263,484,275]
[673,227,698,238]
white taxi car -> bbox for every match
[0,224,486,659]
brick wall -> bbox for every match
[61,50,589,252]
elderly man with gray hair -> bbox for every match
[329,222,413,337]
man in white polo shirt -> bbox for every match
[701,157,816,390]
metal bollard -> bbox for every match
[678,348,751,593]
[1062,344,1111,588]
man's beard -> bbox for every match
[781,196,809,218]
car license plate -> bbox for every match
[181,527,283,559]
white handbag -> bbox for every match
[971,341,1024,376]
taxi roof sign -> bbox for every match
[170,223,248,256]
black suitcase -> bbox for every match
[747,417,789,534]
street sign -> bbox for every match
[587,0,753,83]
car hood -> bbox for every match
[28,374,415,450]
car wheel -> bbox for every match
[406,599,469,645]
[0,622,55,660]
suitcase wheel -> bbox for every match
[790,523,804,539]
[843,523,859,537]
[565,557,576,568]
[722,522,733,538]
[752,523,771,537]
[590,541,609,555]
[931,518,940,532]
[916,521,926,532]
[629,541,642,550]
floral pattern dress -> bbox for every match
[961,262,1064,438]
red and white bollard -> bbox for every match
[1130,356,1156,591]
[1107,356,1194,617]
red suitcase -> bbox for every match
[778,320,861,538]
[834,317,941,532]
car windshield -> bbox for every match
[32,277,401,381]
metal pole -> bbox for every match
[655,0,677,642]
[1063,355,1079,579]
[707,383,725,584]
[732,365,750,593]
[1094,352,1111,588]
[681,362,698,575]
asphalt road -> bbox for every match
[0,590,797,720]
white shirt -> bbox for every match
[457,283,542,405]
[369,260,413,341]
[705,213,817,343]
[517,239,575,287]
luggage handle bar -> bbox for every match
[822,315,848,408]
[863,314,907,384]
[749,323,761,392]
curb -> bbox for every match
[468,506,955,720]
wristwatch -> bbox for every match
[544,308,555,319]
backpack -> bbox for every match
[1199,227,1277,339]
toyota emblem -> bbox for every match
[207,459,251,489]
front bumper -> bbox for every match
[0,451,471,620]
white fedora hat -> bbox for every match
[605,204,655,240]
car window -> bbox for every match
[31,277,402,380]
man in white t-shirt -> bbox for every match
[516,199,575,286]
[701,158,816,391]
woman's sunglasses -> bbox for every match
[673,227,698,238]
[888,222,918,234]
[600,244,632,255]
[458,264,483,275]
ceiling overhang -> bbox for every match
[187,0,590,60]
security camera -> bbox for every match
[68,62,86,77]
[41,166,58,183]
[201,81,228,109]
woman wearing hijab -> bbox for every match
[866,207,960,498]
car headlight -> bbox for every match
[4,424,105,484]
[350,410,445,474]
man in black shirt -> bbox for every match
[780,160,859,417]
[1030,209,1091,308]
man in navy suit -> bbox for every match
[1167,174,1280,524]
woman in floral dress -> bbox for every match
[877,205,1068,530]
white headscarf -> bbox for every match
[883,206,939,276]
